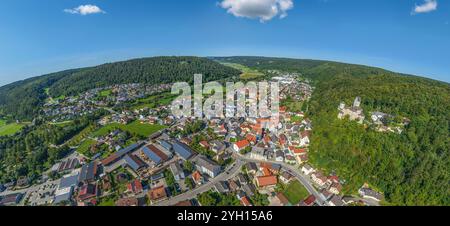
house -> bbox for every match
[148,186,168,203]
[311,172,327,187]
[275,192,290,206]
[328,182,342,195]
[233,140,250,153]
[214,181,230,193]
[191,171,203,185]
[299,131,311,147]
[195,156,222,178]
[328,195,345,206]
[242,184,256,197]
[246,134,257,144]
[301,164,315,175]
[173,200,195,206]
[199,141,210,149]
[279,171,294,184]
[250,146,267,161]
[115,197,139,206]
[255,176,278,188]
[259,163,281,174]
[210,140,226,154]
[237,174,248,185]
[169,162,185,181]
[320,189,333,201]
[127,179,143,194]
[300,195,316,206]
[240,196,252,207]
[245,162,258,175]
[77,184,97,201]
[275,150,285,162]
[228,179,240,192]
[358,187,383,202]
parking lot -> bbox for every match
[26,181,58,206]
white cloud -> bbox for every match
[219,0,294,22]
[64,5,106,15]
[412,0,438,14]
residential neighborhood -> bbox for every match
[0,73,383,207]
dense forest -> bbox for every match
[215,56,449,205]
[0,69,84,120]
[0,57,241,121]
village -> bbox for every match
[0,73,383,207]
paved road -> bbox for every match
[153,158,245,206]
[154,151,327,206]
[233,154,328,206]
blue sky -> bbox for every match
[0,0,449,86]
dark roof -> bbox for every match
[172,141,194,160]
[124,154,146,171]
[101,143,142,166]
[79,161,98,182]
[142,146,162,164]
[196,156,221,174]
[59,174,79,189]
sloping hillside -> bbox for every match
[215,56,450,205]
[0,56,241,120]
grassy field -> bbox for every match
[283,180,310,205]
[77,139,96,156]
[93,121,167,138]
[221,63,265,80]
[100,89,112,97]
[131,92,177,110]
[0,119,26,136]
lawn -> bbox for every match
[131,92,177,110]
[100,89,112,97]
[283,180,310,205]
[221,63,265,80]
[77,139,96,156]
[93,121,167,138]
[0,121,26,136]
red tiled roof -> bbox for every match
[192,171,201,182]
[235,140,250,149]
[262,167,272,176]
[199,141,210,148]
[101,153,119,166]
[149,186,167,201]
[127,179,143,193]
[256,176,278,187]
[246,134,257,143]
[276,193,289,205]
[241,196,252,206]
[303,195,316,206]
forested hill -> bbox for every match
[215,56,450,205]
[0,56,241,120]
